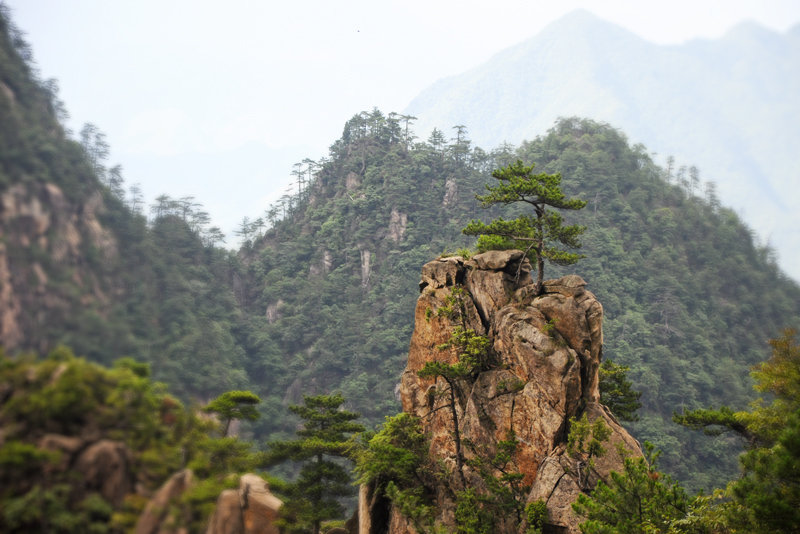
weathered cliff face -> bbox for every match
[367,251,641,533]
[0,181,117,351]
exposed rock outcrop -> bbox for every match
[442,176,458,207]
[205,473,282,534]
[367,251,642,533]
[0,181,117,352]
[388,207,408,243]
[34,435,135,507]
[135,471,282,534]
[135,469,195,534]
[359,247,372,288]
[205,490,244,534]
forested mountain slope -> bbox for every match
[406,9,800,282]
[2,4,799,494]
[515,119,800,489]
[240,113,800,491]
[0,8,250,399]
[234,113,490,432]
[0,9,119,355]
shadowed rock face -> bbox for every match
[35,434,135,509]
[372,251,641,533]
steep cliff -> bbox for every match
[0,180,117,352]
[362,251,641,533]
[0,9,122,355]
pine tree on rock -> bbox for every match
[417,287,491,490]
[203,390,261,437]
[463,159,587,294]
[572,443,690,533]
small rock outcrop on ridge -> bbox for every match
[135,472,282,534]
[362,250,641,533]
[204,473,282,534]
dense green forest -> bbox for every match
[2,3,799,499]
[235,112,800,491]
[0,347,262,532]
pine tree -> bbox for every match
[572,443,690,533]
[463,160,587,293]
[203,390,261,437]
[598,360,642,422]
[265,393,364,534]
[674,328,800,532]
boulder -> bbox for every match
[74,439,133,506]
[419,256,464,290]
[135,469,194,534]
[205,489,244,534]
[205,473,282,534]
[240,473,282,534]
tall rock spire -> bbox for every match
[363,250,642,533]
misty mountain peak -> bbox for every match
[405,13,800,280]
[543,8,630,37]
[721,19,786,52]
[724,19,775,39]
[516,8,645,56]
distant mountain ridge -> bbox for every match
[406,9,800,280]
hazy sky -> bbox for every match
[5,0,800,239]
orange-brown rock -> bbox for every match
[205,473,282,534]
[527,403,641,529]
[240,473,282,534]
[374,251,642,533]
[205,489,244,534]
[135,469,194,534]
